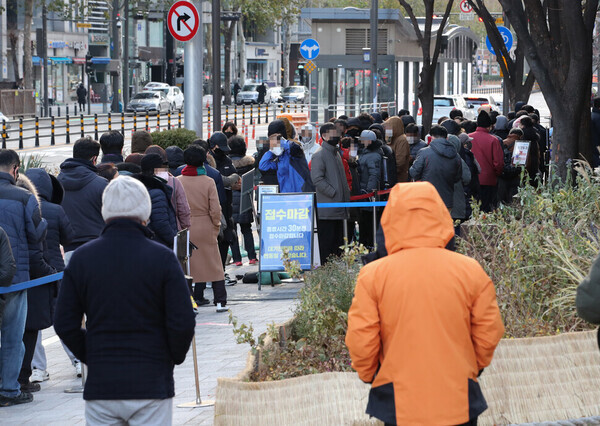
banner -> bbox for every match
[259,193,315,272]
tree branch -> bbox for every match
[431,0,454,67]
[398,0,424,46]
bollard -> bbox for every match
[207,106,211,128]
[168,110,171,130]
[225,105,229,122]
[1,120,6,149]
[49,106,52,117]
[80,114,84,137]
[74,103,78,116]
[66,105,69,116]
[58,106,61,117]
[40,105,44,118]
[35,117,40,147]
[108,112,112,131]
[234,105,238,124]
[51,115,55,146]
[242,104,245,125]
[94,113,98,140]
[265,104,269,124]
[294,103,298,113]
[250,104,254,125]
[121,112,125,136]
[19,117,23,150]
[133,111,137,132]
[66,114,71,144]
[145,108,149,132]
[157,111,161,131]
[178,109,182,128]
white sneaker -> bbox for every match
[30,368,49,383]
[74,361,82,378]
[216,303,228,313]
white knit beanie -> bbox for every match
[101,176,151,223]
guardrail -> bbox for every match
[0,101,397,150]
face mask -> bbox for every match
[300,135,312,144]
[346,129,360,138]
[385,129,393,139]
[327,136,340,146]
[156,171,169,180]
[407,136,418,145]
[350,148,358,157]
[270,146,283,156]
[224,131,234,138]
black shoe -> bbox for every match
[19,382,41,393]
[195,298,210,306]
[0,391,33,407]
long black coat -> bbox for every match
[231,155,255,224]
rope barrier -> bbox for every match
[0,272,64,294]
[317,201,387,208]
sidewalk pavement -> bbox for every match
[1,262,302,425]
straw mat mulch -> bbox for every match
[214,331,600,425]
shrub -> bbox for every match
[150,128,197,150]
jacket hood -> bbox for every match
[165,146,185,169]
[59,158,101,191]
[429,137,458,159]
[371,112,383,123]
[447,134,461,154]
[26,168,64,204]
[232,155,255,169]
[385,116,405,137]
[365,138,383,151]
[495,115,509,130]
[15,174,40,205]
[299,124,316,152]
[382,182,454,254]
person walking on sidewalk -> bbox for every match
[178,145,228,312]
[54,176,195,426]
[346,182,504,426]
[0,149,47,407]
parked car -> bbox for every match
[143,82,170,91]
[148,86,184,110]
[462,94,500,113]
[265,86,283,104]
[281,86,309,104]
[236,84,260,105]
[126,91,172,114]
[417,95,474,125]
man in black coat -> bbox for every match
[76,83,87,112]
[54,176,195,424]
[257,83,267,104]
[57,137,108,257]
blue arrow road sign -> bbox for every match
[486,26,513,56]
[300,39,320,61]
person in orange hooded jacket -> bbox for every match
[345,182,504,426]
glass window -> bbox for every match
[149,21,163,47]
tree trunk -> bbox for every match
[223,22,235,105]
[282,19,293,87]
[418,64,435,134]
[238,18,246,85]
[23,0,33,89]
[8,32,20,82]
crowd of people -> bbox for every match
[0,99,550,421]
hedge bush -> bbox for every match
[150,128,198,150]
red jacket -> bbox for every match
[340,147,353,192]
[469,127,504,186]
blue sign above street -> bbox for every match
[486,26,513,56]
[300,39,320,60]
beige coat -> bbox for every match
[385,116,411,182]
[178,174,224,283]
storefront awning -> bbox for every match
[72,57,86,64]
[247,59,267,64]
[50,57,73,64]
[91,57,111,65]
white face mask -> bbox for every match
[385,129,393,139]
[407,136,418,145]
[270,146,283,156]
[156,171,169,180]
[350,148,358,157]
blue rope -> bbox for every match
[0,272,64,294]
[317,202,387,208]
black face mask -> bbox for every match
[213,148,226,159]
[346,129,360,138]
[224,131,234,138]
[327,136,340,146]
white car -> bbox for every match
[236,84,260,104]
[265,86,283,104]
[143,82,170,91]
[149,86,184,110]
[462,94,500,113]
[418,95,474,125]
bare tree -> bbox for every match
[499,0,599,180]
[468,0,535,111]
[398,0,454,134]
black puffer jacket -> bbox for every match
[0,226,16,287]
[358,140,384,193]
[133,174,178,248]
[231,155,255,224]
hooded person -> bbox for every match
[400,114,416,129]
[165,146,185,176]
[370,123,397,186]
[447,135,472,226]
[493,115,510,140]
[298,124,320,164]
[383,116,411,182]
[404,123,427,167]
[345,182,504,426]
[409,125,463,211]
[259,119,314,193]
[357,130,384,248]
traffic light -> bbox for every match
[478,16,483,22]
[85,53,92,74]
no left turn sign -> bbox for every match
[459,0,473,13]
[168,1,200,42]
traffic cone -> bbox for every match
[252,124,256,141]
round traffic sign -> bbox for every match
[167,1,200,42]
[485,26,513,56]
[459,0,473,13]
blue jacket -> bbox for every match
[134,174,178,248]
[259,139,314,193]
[0,226,16,286]
[0,172,46,284]
[54,219,195,400]
[57,158,108,251]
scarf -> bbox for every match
[181,165,207,176]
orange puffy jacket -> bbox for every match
[345,182,504,426]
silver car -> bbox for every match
[281,86,309,104]
[126,91,172,114]
[236,84,259,105]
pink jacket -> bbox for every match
[469,127,504,186]
[166,174,191,230]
